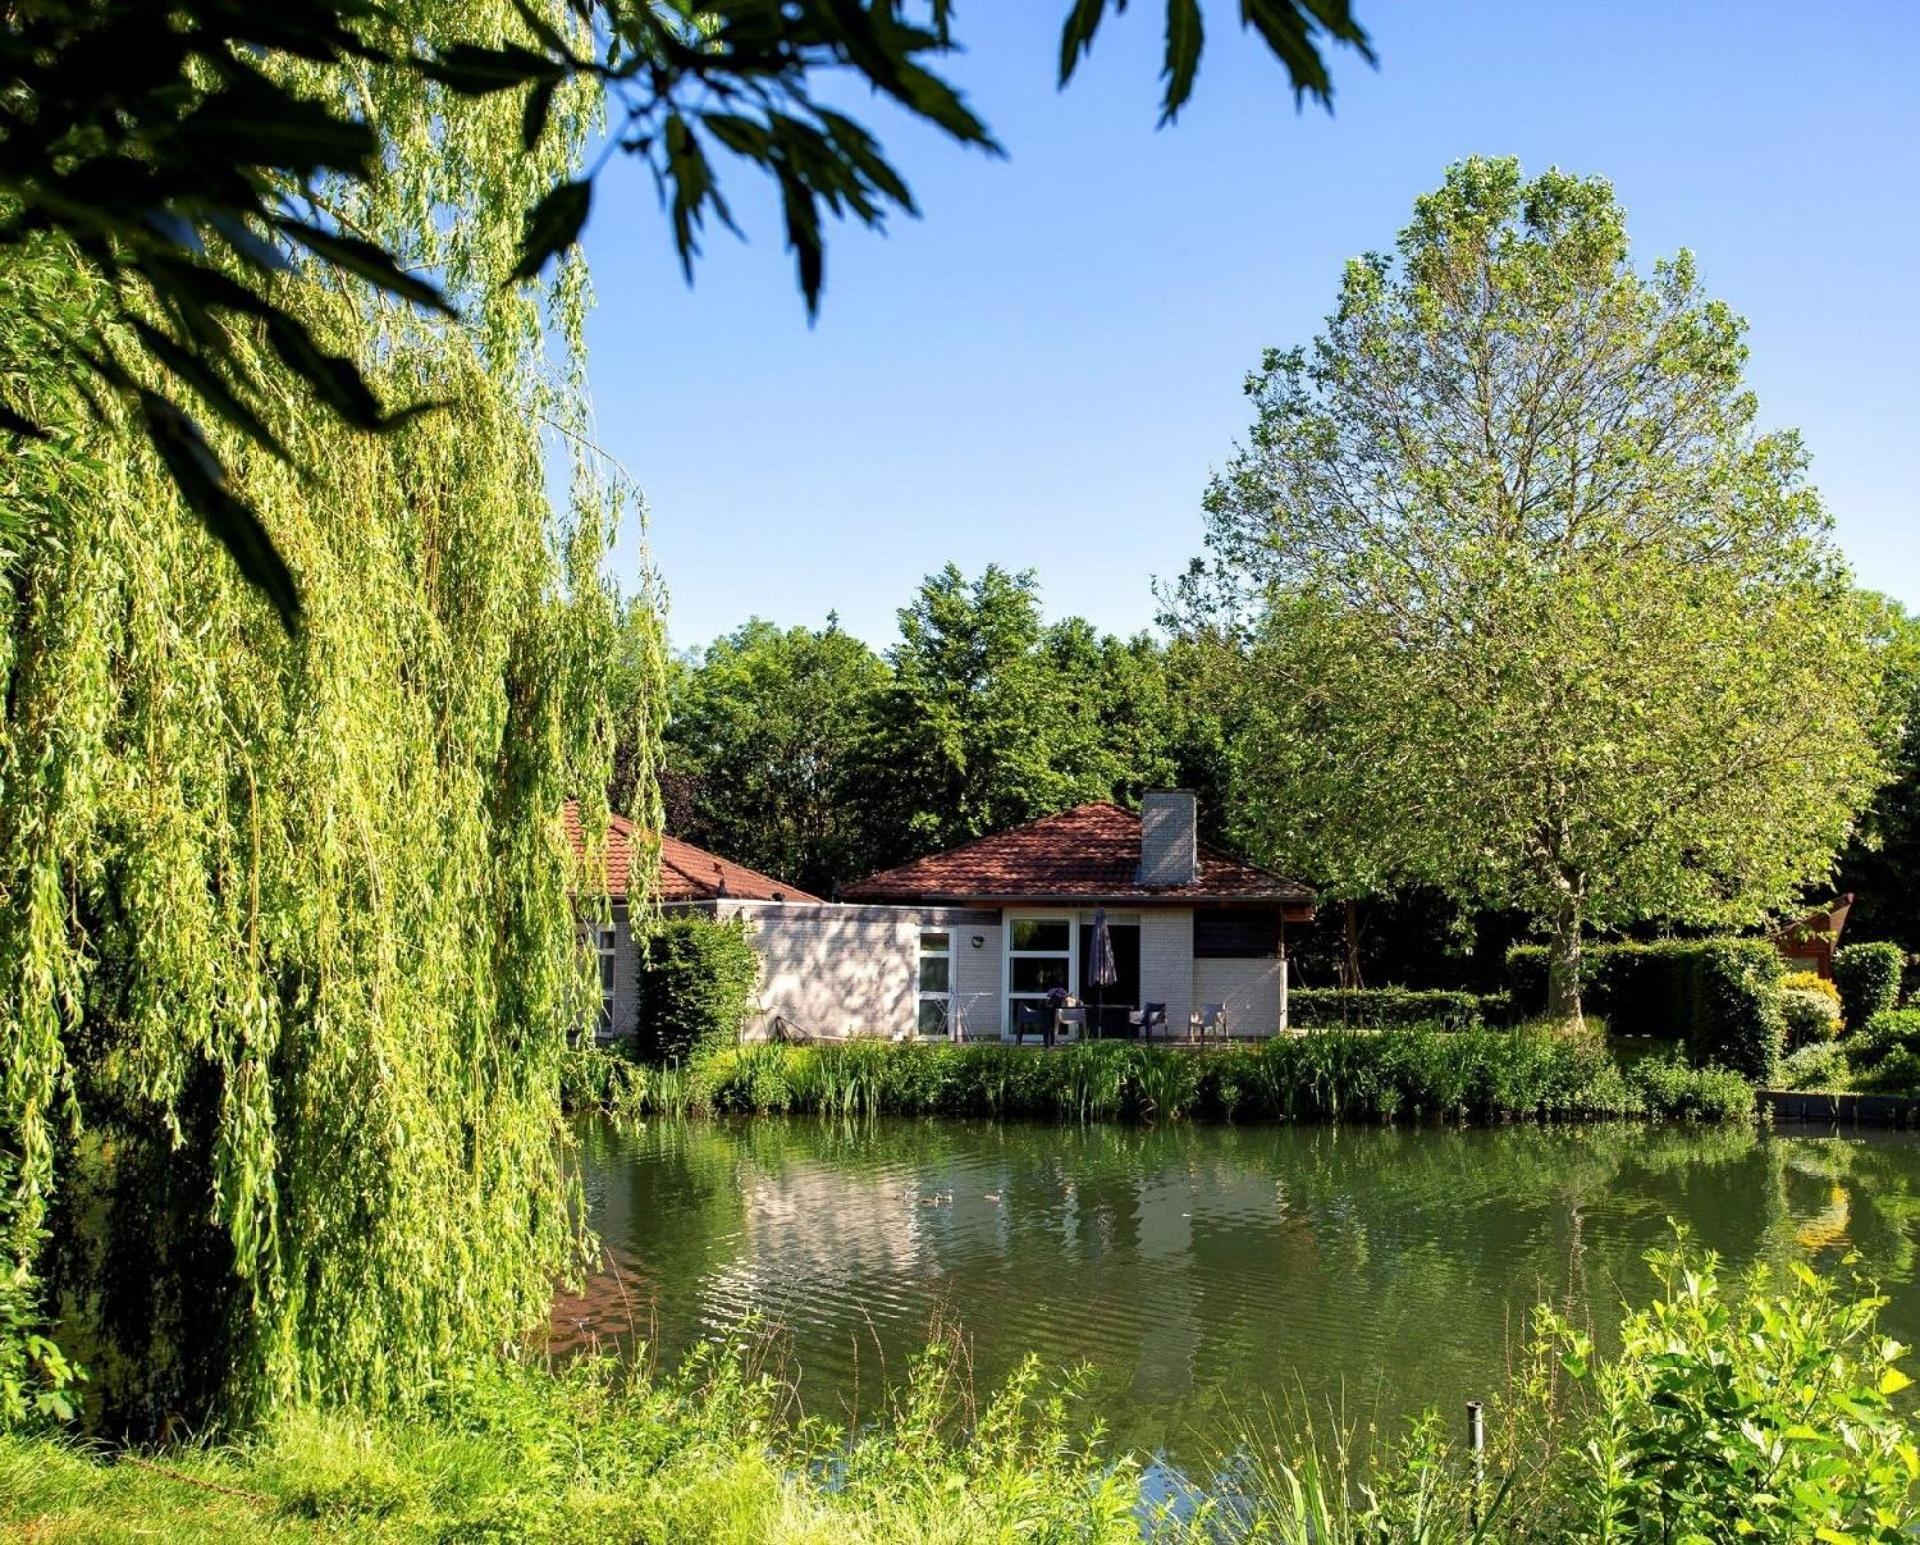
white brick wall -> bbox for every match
[1193,956,1287,1038]
[951,921,1003,1040]
[712,902,998,1040]
[1139,909,1194,1037]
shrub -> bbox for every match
[1532,1237,1920,1540]
[1858,1045,1920,1096]
[1781,983,1843,1046]
[1835,941,1905,1026]
[1780,1041,1851,1092]
[1510,937,1784,1080]
[1842,1008,1920,1073]
[1287,986,1493,1031]
[1690,939,1787,1082]
[635,912,761,1064]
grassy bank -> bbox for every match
[3,1238,1911,1542]
[563,1027,1753,1126]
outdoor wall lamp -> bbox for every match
[971,936,985,949]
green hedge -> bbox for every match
[1835,942,1905,1027]
[635,912,761,1064]
[1507,938,1785,1082]
[647,1030,1753,1125]
[1287,986,1502,1031]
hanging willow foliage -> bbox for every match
[0,0,666,1431]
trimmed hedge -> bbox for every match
[1835,942,1905,1028]
[1287,986,1502,1032]
[635,911,761,1064]
[1507,937,1786,1082]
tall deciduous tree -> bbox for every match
[1189,157,1887,1024]
[1832,596,1920,958]
[0,0,659,1428]
[664,616,890,896]
[858,565,1141,863]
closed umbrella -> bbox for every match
[1089,907,1118,1038]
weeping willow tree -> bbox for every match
[0,0,666,1431]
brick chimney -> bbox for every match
[1136,790,1198,887]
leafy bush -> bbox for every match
[635,912,761,1064]
[1510,937,1785,1081]
[1842,1009,1920,1074]
[1859,1045,1920,1096]
[558,1044,693,1120]
[1835,941,1905,1026]
[1780,1041,1851,1092]
[1288,986,1496,1031]
[1529,1237,1919,1541]
[1781,982,1843,1046]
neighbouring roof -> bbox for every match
[562,800,820,903]
[840,801,1315,912]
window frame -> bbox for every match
[595,923,618,1036]
[916,929,952,1039]
[1002,909,1079,1040]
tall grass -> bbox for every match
[566,1028,1754,1125]
[4,1237,1911,1541]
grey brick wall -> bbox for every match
[1140,909,1194,1036]
[1193,956,1287,1037]
[714,902,998,1040]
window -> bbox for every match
[1193,909,1279,959]
[596,925,617,1034]
[1007,914,1074,1034]
[1011,918,1070,952]
[917,931,951,1038]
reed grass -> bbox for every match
[564,1026,1753,1126]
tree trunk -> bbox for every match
[1343,899,1364,991]
[1545,902,1584,1030]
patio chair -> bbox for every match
[1012,1001,1052,1046]
[1190,1002,1226,1045]
[1053,1006,1088,1043]
[1131,1003,1168,1042]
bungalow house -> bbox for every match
[835,792,1315,1040]
[571,790,1314,1043]
[564,802,820,1041]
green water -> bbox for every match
[563,1118,1920,1465]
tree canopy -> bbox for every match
[0,0,659,1429]
[650,567,1225,891]
[1182,157,1888,1020]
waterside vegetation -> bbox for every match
[563,1029,1754,1126]
[2,1236,1913,1542]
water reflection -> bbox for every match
[561,1118,1920,1464]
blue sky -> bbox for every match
[580,1,1919,651]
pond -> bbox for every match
[559,1117,1920,1468]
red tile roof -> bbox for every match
[840,801,1314,911]
[562,801,819,903]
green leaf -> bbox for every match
[137,391,301,632]
[274,219,455,315]
[1060,0,1113,86]
[1161,0,1204,123]
[511,179,591,282]
[522,78,556,152]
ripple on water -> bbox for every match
[561,1116,1920,1465]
